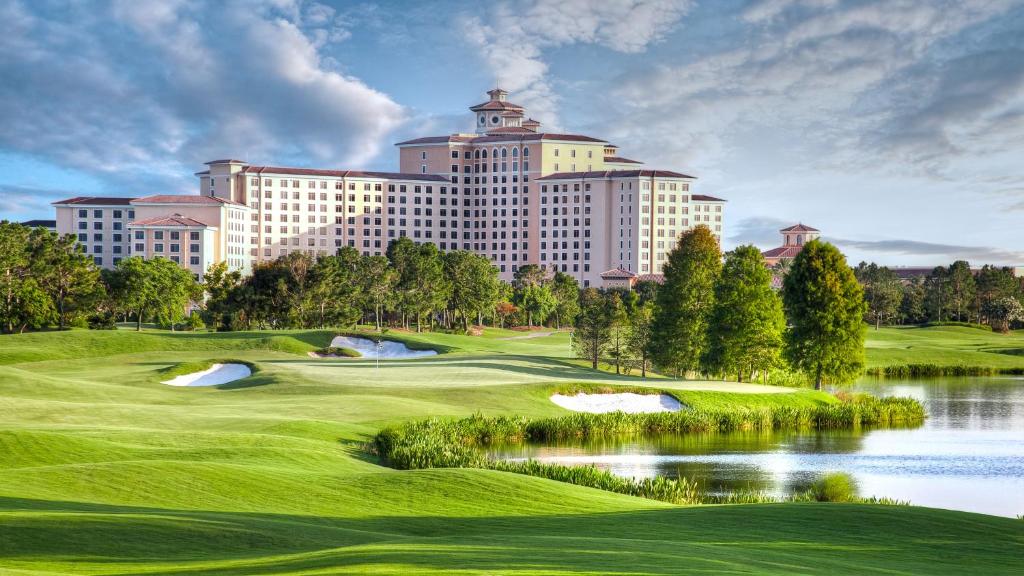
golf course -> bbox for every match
[1,325,1023,575]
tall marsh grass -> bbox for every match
[865,364,1024,377]
[373,393,924,506]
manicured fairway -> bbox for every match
[865,325,1024,370]
[1,328,1021,575]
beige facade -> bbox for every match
[53,195,251,279]
[55,88,725,287]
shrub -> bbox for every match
[806,472,859,502]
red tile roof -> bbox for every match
[692,194,726,202]
[238,165,449,182]
[762,246,804,258]
[52,196,135,206]
[130,215,212,227]
[780,223,819,232]
[395,132,608,146]
[600,268,637,279]
[604,156,642,164]
[485,126,535,134]
[636,274,664,284]
[537,169,698,180]
[132,195,247,206]
[469,100,525,112]
[205,159,247,164]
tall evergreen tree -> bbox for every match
[704,245,785,382]
[626,301,655,377]
[574,288,612,369]
[947,260,976,322]
[359,254,396,331]
[550,272,581,329]
[854,262,903,329]
[607,292,630,374]
[782,240,866,389]
[899,278,927,325]
[648,225,722,377]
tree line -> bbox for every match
[852,261,1023,332]
[573,227,867,389]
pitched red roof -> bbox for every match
[130,215,212,227]
[485,126,535,134]
[469,100,525,112]
[692,194,726,202]
[205,159,247,164]
[762,246,804,258]
[636,274,664,284]
[781,223,819,232]
[600,268,637,279]
[604,156,642,164]
[238,165,449,182]
[395,132,608,146]
[132,195,247,206]
[537,169,697,180]
[52,196,135,206]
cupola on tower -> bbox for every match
[469,88,532,133]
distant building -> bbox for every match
[20,219,57,233]
[53,88,726,287]
[762,224,820,267]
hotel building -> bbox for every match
[55,89,725,286]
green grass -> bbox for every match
[866,325,1024,373]
[0,327,1021,574]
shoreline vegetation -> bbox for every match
[373,391,925,505]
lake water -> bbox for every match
[493,377,1024,517]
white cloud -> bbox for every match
[0,0,405,193]
[463,0,692,129]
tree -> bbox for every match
[203,261,242,330]
[550,272,581,329]
[494,301,518,328]
[574,288,612,369]
[626,301,654,377]
[445,251,501,332]
[110,257,200,331]
[360,254,396,331]
[924,266,951,321]
[704,246,785,382]
[649,225,722,377]
[519,283,556,327]
[186,310,205,331]
[947,260,976,322]
[899,278,926,325]
[982,296,1023,334]
[782,240,867,390]
[308,247,362,328]
[974,265,1019,327]
[30,230,104,329]
[513,264,546,289]
[0,222,44,333]
[607,293,630,374]
[855,262,903,329]
[409,243,449,331]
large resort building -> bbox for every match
[53,89,725,287]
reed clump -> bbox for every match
[373,393,924,506]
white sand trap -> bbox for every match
[162,363,251,387]
[329,336,437,359]
[550,392,682,413]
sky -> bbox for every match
[1,0,1023,266]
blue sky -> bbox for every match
[1,0,1023,266]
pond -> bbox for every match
[492,377,1024,517]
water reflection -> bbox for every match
[492,377,1024,517]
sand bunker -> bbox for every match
[329,336,437,359]
[550,392,682,413]
[162,363,252,387]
